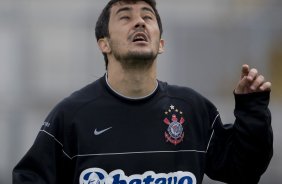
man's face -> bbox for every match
[104,1,164,68]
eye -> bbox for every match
[120,16,130,20]
[143,15,153,20]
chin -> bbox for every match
[114,52,156,69]
[127,51,156,61]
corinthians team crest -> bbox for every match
[163,105,185,145]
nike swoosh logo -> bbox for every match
[94,127,112,135]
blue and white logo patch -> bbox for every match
[80,168,196,184]
[81,169,106,184]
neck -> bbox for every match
[107,61,157,98]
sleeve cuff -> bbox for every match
[234,91,270,111]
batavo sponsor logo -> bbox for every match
[80,168,196,184]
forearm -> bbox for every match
[233,91,273,173]
[205,92,273,183]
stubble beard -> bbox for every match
[109,37,158,70]
[113,50,157,70]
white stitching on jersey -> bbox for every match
[62,149,72,159]
[205,130,214,152]
[40,130,63,147]
[39,130,210,160]
[211,114,220,128]
[39,130,72,159]
[69,150,206,160]
[206,113,220,152]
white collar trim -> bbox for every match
[105,73,158,100]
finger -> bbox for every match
[241,64,250,79]
[259,81,272,91]
[247,68,258,81]
[235,76,250,94]
[250,75,264,91]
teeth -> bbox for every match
[133,34,146,42]
[136,36,144,40]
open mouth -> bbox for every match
[132,33,148,42]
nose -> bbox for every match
[134,16,146,29]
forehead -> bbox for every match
[110,1,155,15]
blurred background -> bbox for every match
[1,0,281,183]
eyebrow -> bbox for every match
[115,7,132,15]
[115,6,156,16]
[141,7,156,15]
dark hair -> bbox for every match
[95,0,163,69]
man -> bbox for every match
[13,0,273,183]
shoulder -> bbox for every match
[158,80,217,112]
[159,80,206,101]
[45,77,104,123]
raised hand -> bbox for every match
[234,64,271,94]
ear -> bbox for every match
[158,38,165,54]
[98,38,111,54]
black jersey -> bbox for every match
[13,75,273,184]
